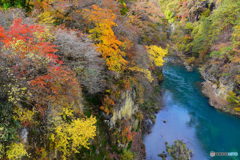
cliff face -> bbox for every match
[109,90,145,159]
[200,61,240,115]
[110,90,139,129]
[101,67,164,159]
[202,80,229,108]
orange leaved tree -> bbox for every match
[84,5,128,72]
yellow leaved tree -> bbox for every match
[129,66,154,82]
[147,45,168,67]
[49,107,97,160]
[84,5,128,72]
[6,143,28,160]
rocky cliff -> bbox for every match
[200,61,240,116]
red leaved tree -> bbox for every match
[0,18,82,115]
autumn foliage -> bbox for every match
[85,5,128,72]
[0,18,96,159]
[0,0,168,159]
[0,18,58,62]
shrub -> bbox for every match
[187,57,195,64]
[121,150,134,160]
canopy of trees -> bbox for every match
[0,0,168,159]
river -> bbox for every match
[143,61,240,160]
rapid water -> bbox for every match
[143,62,240,160]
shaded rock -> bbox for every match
[101,112,113,120]
[183,62,193,72]
[186,65,193,72]
[144,119,153,131]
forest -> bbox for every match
[0,0,168,159]
[0,0,239,160]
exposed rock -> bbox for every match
[21,128,28,144]
[201,80,229,109]
[182,62,193,72]
[101,112,113,120]
[143,119,153,132]
[172,50,194,72]
[164,55,182,64]
[186,65,193,72]
[201,64,219,83]
[109,90,139,128]
[200,63,240,116]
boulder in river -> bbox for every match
[186,65,193,72]
[144,119,153,132]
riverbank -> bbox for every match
[170,48,240,117]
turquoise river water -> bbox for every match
[143,61,240,160]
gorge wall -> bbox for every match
[164,0,240,116]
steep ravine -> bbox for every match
[161,0,240,117]
[143,60,240,160]
[171,45,240,116]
